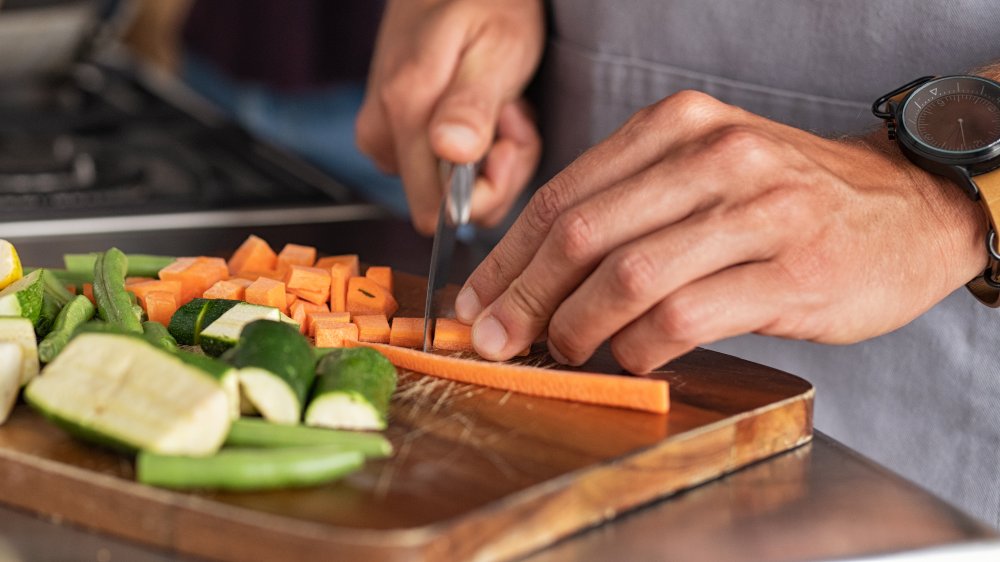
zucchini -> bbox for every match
[199,302,281,357]
[167,298,242,346]
[0,269,44,325]
[172,349,240,420]
[227,320,315,424]
[0,342,22,425]
[0,317,39,386]
[35,269,75,338]
[305,347,397,431]
[137,445,364,491]
[226,418,392,458]
[24,333,231,456]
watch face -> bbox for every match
[901,76,1000,159]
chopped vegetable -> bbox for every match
[389,317,426,348]
[306,311,350,337]
[93,248,142,334]
[228,320,316,424]
[328,263,352,312]
[226,418,392,458]
[277,243,317,268]
[305,347,397,431]
[245,277,287,313]
[347,341,670,414]
[140,320,179,353]
[0,317,39,386]
[314,254,359,277]
[433,318,473,352]
[365,266,393,294]
[127,280,182,309]
[158,257,229,306]
[199,302,281,357]
[145,291,178,326]
[38,295,95,363]
[202,279,246,301]
[0,342,22,424]
[0,269,44,325]
[285,265,331,305]
[227,235,277,276]
[346,277,398,318]
[354,314,391,344]
[314,321,359,348]
[167,298,242,346]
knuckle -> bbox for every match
[652,296,704,343]
[523,180,568,236]
[552,208,599,266]
[609,248,659,301]
[656,89,724,126]
[504,277,551,323]
[610,338,657,375]
[705,125,776,167]
[547,318,590,364]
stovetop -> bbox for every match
[0,61,374,231]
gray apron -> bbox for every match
[537,0,1000,527]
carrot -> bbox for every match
[314,321,359,348]
[245,277,287,313]
[65,285,77,295]
[328,263,351,312]
[203,279,246,301]
[228,277,253,289]
[285,265,331,305]
[348,341,670,414]
[353,314,390,344]
[145,291,178,326]
[128,280,183,310]
[307,311,351,337]
[389,317,426,348]
[285,292,299,310]
[315,254,359,277]
[433,318,473,352]
[277,243,317,268]
[234,269,283,282]
[82,283,95,305]
[125,276,155,286]
[365,266,393,294]
[159,257,229,305]
[346,277,398,318]
[228,234,277,275]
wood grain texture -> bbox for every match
[0,272,813,562]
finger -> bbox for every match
[469,101,542,226]
[546,200,785,366]
[356,95,399,175]
[457,91,733,323]
[609,262,785,374]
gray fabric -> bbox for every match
[538,0,1000,526]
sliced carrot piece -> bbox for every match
[433,318,473,352]
[285,292,299,310]
[389,317,426,348]
[348,341,670,414]
[125,276,155,286]
[228,234,277,276]
[307,311,352,337]
[234,269,283,282]
[145,291,178,327]
[82,283,94,305]
[285,265,331,305]
[346,277,398,318]
[203,279,246,301]
[159,257,229,305]
[245,277,288,313]
[315,254,359,277]
[314,321,359,348]
[277,243,317,268]
[352,314,390,344]
[365,266,393,294]
[65,285,77,295]
[128,280,183,310]
[328,263,351,312]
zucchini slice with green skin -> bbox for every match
[0,317,39,386]
[25,333,231,456]
[305,347,397,431]
[228,320,315,424]
[167,298,242,347]
[199,302,281,357]
[227,417,392,458]
[137,445,364,491]
[0,269,43,325]
[172,349,240,420]
[0,342,22,425]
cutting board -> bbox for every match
[0,272,813,562]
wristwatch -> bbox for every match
[873,75,1000,306]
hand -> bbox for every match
[356,0,545,234]
[454,90,990,373]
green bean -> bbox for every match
[64,253,176,279]
[226,418,392,458]
[93,248,142,333]
[136,446,364,491]
[38,295,96,363]
[141,321,179,352]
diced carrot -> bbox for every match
[290,302,308,334]
[228,277,253,289]
[348,341,671,414]
[157,257,197,279]
[365,266,393,294]
[125,276,155,286]
[159,257,229,305]
[307,312,351,337]
[65,285,77,295]
[228,235,277,276]
[433,318,473,352]
[328,263,351,312]
[203,279,246,301]
[285,292,299,309]
[353,314,390,344]
[277,243,317,268]
[389,317,426,348]
[82,283,94,305]
[315,254,359,277]
[145,291,178,327]
[346,277,398,318]
[291,300,329,317]
[128,280,183,310]
[234,269,283,282]
[314,321,359,348]
[285,265,331,305]
[245,277,287,313]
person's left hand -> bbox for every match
[453,90,990,373]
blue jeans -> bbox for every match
[181,54,409,217]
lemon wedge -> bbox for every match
[0,240,22,291]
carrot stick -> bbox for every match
[329,263,351,312]
[389,317,425,348]
[353,314,390,344]
[346,342,670,414]
[307,311,351,337]
[432,318,472,352]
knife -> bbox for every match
[422,161,475,351]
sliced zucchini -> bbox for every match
[0,342,22,425]
[167,298,241,346]
[305,347,397,431]
[172,349,240,420]
[0,269,44,325]
[199,302,281,357]
[0,317,39,385]
[24,333,231,456]
[227,320,315,424]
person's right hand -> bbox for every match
[356,0,545,234]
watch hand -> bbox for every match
[959,118,967,149]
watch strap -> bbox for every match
[965,167,1000,306]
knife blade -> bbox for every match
[422,161,475,351]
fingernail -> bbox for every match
[547,342,571,365]
[473,315,507,357]
[438,124,479,152]
[455,287,482,323]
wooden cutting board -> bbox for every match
[0,273,813,562]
